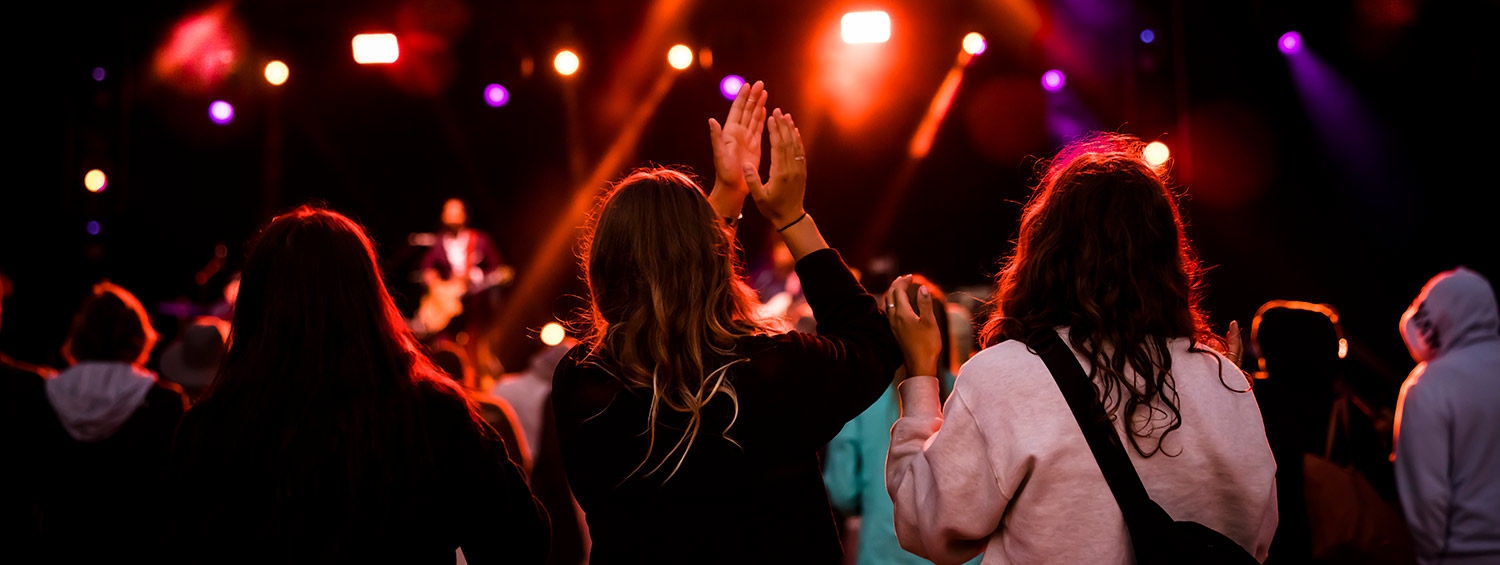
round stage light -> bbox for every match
[484,83,509,107]
[554,50,580,76]
[719,75,745,100]
[962,33,987,56]
[209,100,234,125]
[1140,29,1156,44]
[86,221,101,235]
[668,44,693,70]
[84,169,107,192]
[1144,141,1171,166]
[92,67,106,81]
[1279,31,1302,54]
[541,322,567,346]
[264,60,289,85]
[1041,69,1065,92]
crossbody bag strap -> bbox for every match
[1027,329,1176,560]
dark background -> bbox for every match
[3,0,1495,412]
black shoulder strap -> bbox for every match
[1027,329,1175,560]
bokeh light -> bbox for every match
[264,60,289,85]
[1278,31,1302,54]
[668,44,693,70]
[554,50,580,76]
[841,11,891,44]
[719,75,745,100]
[540,322,567,346]
[92,67,106,81]
[962,32,987,56]
[698,48,713,69]
[84,169,107,192]
[1041,69,1066,92]
[209,100,234,124]
[86,221,101,235]
[351,33,400,64]
[484,84,509,107]
[1140,29,1156,44]
[1143,141,1171,166]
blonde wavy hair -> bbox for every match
[578,168,770,482]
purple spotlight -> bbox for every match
[86,221,101,235]
[1279,31,1302,54]
[92,67,106,81]
[1139,29,1155,44]
[484,83,509,107]
[1041,69,1066,92]
[719,75,745,100]
[208,100,234,125]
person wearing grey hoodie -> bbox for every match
[32,281,187,561]
[1394,267,1500,565]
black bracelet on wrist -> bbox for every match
[776,212,808,233]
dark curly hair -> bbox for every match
[980,133,1230,457]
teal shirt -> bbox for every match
[823,372,982,565]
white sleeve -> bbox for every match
[886,376,1006,565]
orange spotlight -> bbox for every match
[540,322,567,346]
[667,44,693,70]
[84,169,107,192]
[1144,141,1171,166]
[351,33,399,64]
[841,11,891,44]
[264,60,289,85]
[963,32,987,56]
[698,47,713,69]
[554,50,580,76]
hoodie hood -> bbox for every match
[1400,267,1500,362]
[45,361,157,442]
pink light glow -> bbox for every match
[1041,69,1065,92]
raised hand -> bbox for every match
[743,109,807,229]
[885,275,943,378]
[708,81,767,200]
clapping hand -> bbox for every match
[708,81,767,201]
[742,109,807,230]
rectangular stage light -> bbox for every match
[352,33,400,64]
[841,11,891,44]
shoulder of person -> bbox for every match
[949,340,1055,401]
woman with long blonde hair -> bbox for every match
[551,82,903,563]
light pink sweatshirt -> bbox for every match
[886,329,1278,564]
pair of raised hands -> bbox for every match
[708,81,807,230]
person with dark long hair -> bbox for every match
[550,82,903,563]
[164,207,548,564]
[884,134,1277,563]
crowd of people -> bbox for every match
[1,80,1496,564]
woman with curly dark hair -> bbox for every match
[885,134,1277,564]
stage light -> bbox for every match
[698,47,713,69]
[540,322,567,346]
[668,44,693,70]
[1140,29,1156,44]
[1279,31,1302,54]
[484,83,509,107]
[841,11,891,44]
[92,67,105,81]
[1041,69,1065,92]
[719,75,745,100]
[84,169,107,192]
[208,100,234,125]
[554,50,580,76]
[86,221,101,235]
[264,60,289,85]
[352,33,399,64]
[1144,141,1171,166]
[962,32,987,56]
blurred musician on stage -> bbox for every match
[416,198,513,377]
